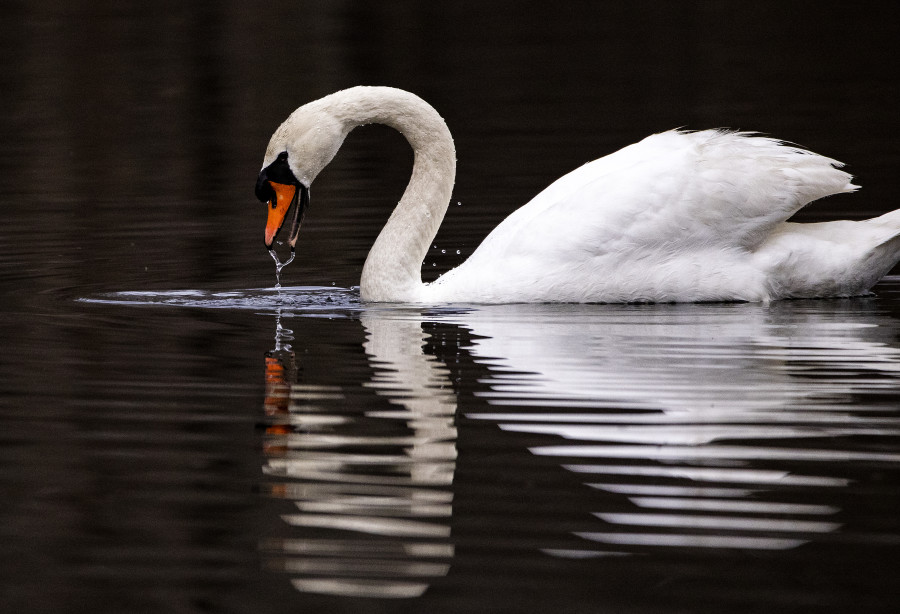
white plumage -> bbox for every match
[259,87,900,303]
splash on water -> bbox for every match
[79,285,363,317]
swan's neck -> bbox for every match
[329,87,456,302]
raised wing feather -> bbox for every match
[469,129,857,266]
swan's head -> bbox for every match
[255,101,348,249]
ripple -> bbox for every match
[79,286,363,315]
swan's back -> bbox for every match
[427,130,863,303]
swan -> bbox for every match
[255,86,900,303]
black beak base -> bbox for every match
[256,150,299,204]
[255,168,275,204]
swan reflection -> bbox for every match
[453,300,900,555]
[260,308,457,599]
[260,294,900,595]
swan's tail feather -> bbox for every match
[864,231,900,292]
[869,208,900,229]
[835,217,900,296]
[865,217,900,284]
[761,217,900,299]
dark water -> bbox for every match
[3,2,900,612]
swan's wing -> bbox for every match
[469,129,857,264]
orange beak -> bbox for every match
[264,182,297,248]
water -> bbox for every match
[3,2,900,613]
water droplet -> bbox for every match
[456,201,462,206]
[432,263,436,267]
[441,249,446,254]
[269,248,295,289]
[456,249,461,255]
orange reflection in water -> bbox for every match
[259,312,458,599]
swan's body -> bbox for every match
[257,86,900,303]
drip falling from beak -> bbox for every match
[256,154,309,286]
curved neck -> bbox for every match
[328,87,456,301]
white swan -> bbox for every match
[255,86,900,303]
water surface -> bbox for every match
[66,286,900,611]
